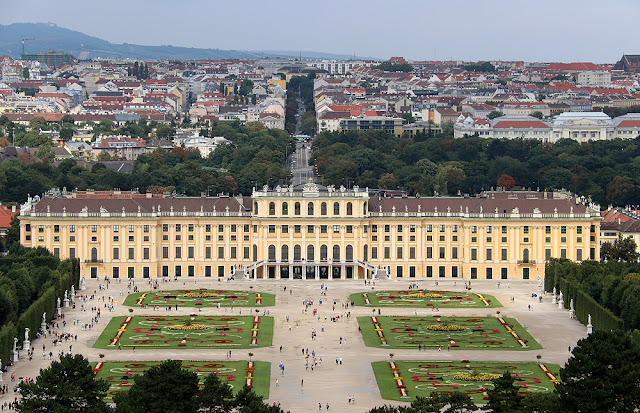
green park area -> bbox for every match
[372,360,560,404]
[358,315,540,350]
[94,315,273,349]
[93,360,271,402]
[350,290,501,308]
[123,289,275,307]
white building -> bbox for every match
[577,71,612,87]
[551,112,614,142]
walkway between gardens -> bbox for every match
[0,277,587,412]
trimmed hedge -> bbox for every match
[0,322,17,365]
[546,259,624,332]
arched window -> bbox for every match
[268,244,276,261]
[281,245,289,262]
[523,248,530,263]
[294,245,302,261]
[269,202,275,216]
[320,245,328,260]
[321,202,327,215]
[363,244,368,261]
[308,202,314,216]
[294,202,301,216]
[91,247,98,262]
[346,245,354,261]
[333,202,340,215]
[333,245,340,261]
[282,202,288,215]
[253,202,258,215]
[252,244,258,262]
[307,245,315,261]
[346,202,353,216]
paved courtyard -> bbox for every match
[0,277,587,412]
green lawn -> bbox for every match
[350,290,501,308]
[358,316,541,350]
[93,360,270,401]
[123,289,276,307]
[94,315,273,349]
[372,360,560,404]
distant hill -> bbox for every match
[0,23,371,61]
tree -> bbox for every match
[443,392,477,413]
[113,359,200,413]
[519,392,561,413]
[28,116,46,129]
[557,330,640,412]
[61,114,75,125]
[487,111,504,120]
[235,385,286,412]
[6,215,20,248]
[60,127,74,141]
[16,353,110,413]
[483,371,522,412]
[196,372,236,413]
[531,111,544,119]
[22,67,29,80]
[497,174,516,190]
[96,152,112,162]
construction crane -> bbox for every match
[21,37,55,55]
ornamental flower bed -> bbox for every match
[358,316,541,350]
[372,360,561,404]
[123,289,276,308]
[92,360,271,402]
[350,290,501,308]
[94,315,274,349]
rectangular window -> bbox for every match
[439,224,445,232]
[452,225,458,233]
[218,225,224,232]
[320,225,327,234]
[53,248,59,258]
[471,267,477,279]
[175,266,182,277]
[268,225,276,234]
[143,267,150,278]
[175,247,182,259]
[427,235,432,242]
[397,247,403,259]
[576,248,583,261]
[409,247,416,259]
[333,225,340,233]
[409,235,415,242]
[244,224,250,232]
[69,225,75,233]
[282,225,289,233]
[116,247,124,260]
[410,225,416,233]
[523,226,529,234]
[439,266,445,277]
[163,224,169,232]
[426,247,432,259]
[561,237,567,243]
[384,247,390,259]
[384,225,390,233]
[53,225,60,233]
[143,225,150,233]
[218,247,224,259]
[560,248,567,259]
[128,236,134,242]
[128,225,135,233]
[188,265,195,277]
[128,248,134,260]
[396,266,403,278]
[385,236,390,242]
[561,226,567,234]
[545,248,551,261]
[231,224,236,232]
[471,226,477,234]
[143,247,149,260]
[53,236,60,242]
[69,248,75,258]
[397,225,403,232]
[410,266,416,277]
[231,247,237,259]
[501,226,507,234]
[244,247,250,259]
[501,268,508,279]
[486,248,492,261]
[128,267,134,278]
[545,237,551,243]
[162,247,168,259]
[162,266,169,277]
[486,268,493,279]
[346,225,352,234]
[205,224,211,232]
[545,226,551,234]
[91,225,97,233]
[486,226,492,234]
[439,247,445,259]
[427,224,433,232]
[218,266,225,277]
[427,266,433,277]
[218,235,224,241]
[176,234,181,241]
[113,225,119,233]
[372,225,378,233]
[471,248,477,261]
[308,225,316,233]
[294,225,302,234]
[452,266,458,278]
[501,249,508,260]
[188,246,194,259]
[452,247,458,259]
[397,235,402,242]
[205,247,211,259]
[371,247,378,259]
[188,224,194,232]
[113,267,120,278]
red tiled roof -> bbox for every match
[493,120,549,129]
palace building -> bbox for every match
[18,185,601,281]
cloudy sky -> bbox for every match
[1,0,634,62]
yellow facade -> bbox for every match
[19,186,601,281]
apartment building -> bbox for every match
[19,186,601,281]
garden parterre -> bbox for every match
[93,360,271,402]
[93,315,274,349]
[349,290,501,308]
[123,289,276,308]
[358,316,541,350]
[372,360,560,403]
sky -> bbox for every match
[0,0,636,63]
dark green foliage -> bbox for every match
[600,235,638,262]
[195,370,236,413]
[16,354,110,413]
[557,330,640,412]
[483,371,522,412]
[367,392,477,413]
[465,62,496,72]
[372,61,414,72]
[311,131,640,204]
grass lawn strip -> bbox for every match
[372,360,561,404]
[94,315,273,349]
[349,290,501,308]
[123,289,276,307]
[92,360,270,401]
[358,316,541,350]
